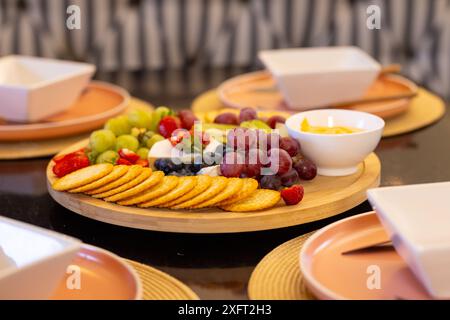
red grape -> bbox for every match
[280,169,299,187]
[266,115,286,129]
[239,107,257,123]
[267,148,292,175]
[178,110,198,130]
[244,148,264,177]
[294,158,317,180]
[260,175,282,190]
[220,151,245,177]
[266,132,281,150]
[279,137,301,157]
[214,113,239,125]
[227,128,257,151]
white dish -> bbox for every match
[367,182,450,299]
[0,55,95,122]
[286,109,384,176]
[258,47,380,109]
[0,216,81,299]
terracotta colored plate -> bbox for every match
[51,244,142,300]
[217,71,417,119]
[0,81,129,141]
[300,211,432,300]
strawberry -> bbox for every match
[135,159,149,167]
[117,158,133,165]
[169,129,190,147]
[158,116,182,138]
[118,148,140,164]
[280,185,304,205]
[52,152,89,177]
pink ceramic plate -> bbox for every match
[300,211,432,300]
[51,244,142,300]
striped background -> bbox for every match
[0,0,449,98]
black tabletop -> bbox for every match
[0,68,448,300]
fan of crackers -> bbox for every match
[52,164,281,212]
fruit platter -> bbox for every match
[47,105,381,233]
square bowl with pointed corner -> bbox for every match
[258,46,380,109]
[0,55,95,122]
[367,182,450,299]
[0,216,81,299]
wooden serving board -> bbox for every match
[47,140,381,234]
[47,140,381,233]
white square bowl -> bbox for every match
[0,55,95,122]
[367,182,450,299]
[258,47,380,109]
[0,216,81,299]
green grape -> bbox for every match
[90,129,116,153]
[146,134,165,149]
[149,106,172,132]
[141,130,155,146]
[136,147,149,160]
[115,134,139,152]
[96,150,119,164]
[131,127,141,138]
[87,150,99,164]
[104,116,131,136]
[128,109,152,129]
[240,120,271,132]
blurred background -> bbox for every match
[0,0,449,104]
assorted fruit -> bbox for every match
[52,164,280,212]
[53,105,318,209]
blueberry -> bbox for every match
[155,158,178,174]
[188,163,202,173]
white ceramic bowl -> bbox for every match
[0,55,95,122]
[0,216,81,299]
[258,47,380,109]
[286,109,384,176]
[367,182,450,299]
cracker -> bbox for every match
[171,176,228,209]
[218,178,258,206]
[138,176,197,208]
[68,165,129,193]
[92,168,152,198]
[220,189,281,212]
[86,165,144,195]
[117,176,179,206]
[103,171,164,202]
[161,175,212,207]
[52,164,113,191]
[191,178,243,209]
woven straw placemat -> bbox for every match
[247,232,316,300]
[192,88,446,138]
[125,259,199,300]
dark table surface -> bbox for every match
[0,68,448,300]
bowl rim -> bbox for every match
[285,109,385,137]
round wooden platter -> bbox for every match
[247,232,316,300]
[0,97,154,160]
[46,141,380,234]
[192,87,446,138]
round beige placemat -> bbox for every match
[247,232,316,300]
[0,98,154,160]
[192,88,446,138]
[125,259,199,300]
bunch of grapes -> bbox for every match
[214,107,286,130]
[219,127,317,190]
